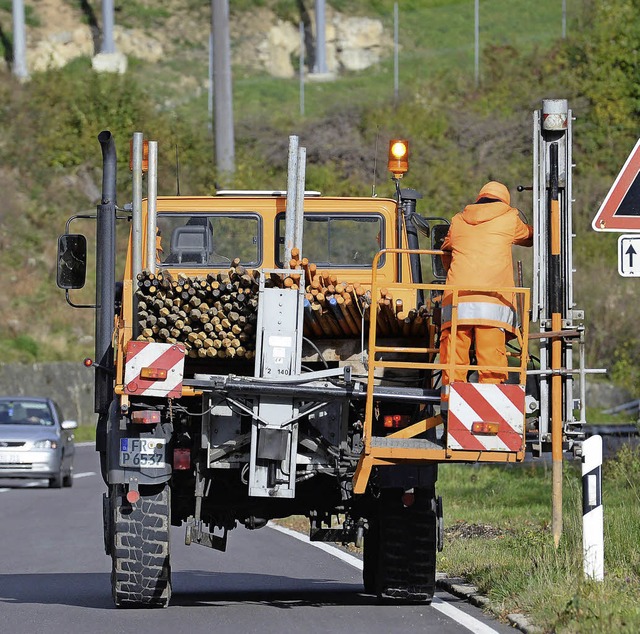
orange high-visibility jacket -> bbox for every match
[441,201,533,335]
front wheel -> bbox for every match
[49,471,63,488]
[109,483,172,608]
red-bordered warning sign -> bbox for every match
[593,138,640,232]
[124,341,185,398]
[447,383,525,452]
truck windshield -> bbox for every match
[157,213,260,267]
[277,213,384,267]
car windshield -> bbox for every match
[0,401,54,426]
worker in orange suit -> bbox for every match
[439,181,533,392]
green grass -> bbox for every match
[74,424,96,444]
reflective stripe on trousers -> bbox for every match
[441,301,516,330]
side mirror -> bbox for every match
[431,223,449,280]
[57,234,87,289]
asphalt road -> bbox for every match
[0,445,515,634]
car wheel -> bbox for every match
[63,470,73,487]
[49,472,63,488]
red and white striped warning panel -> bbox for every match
[447,383,525,452]
[124,341,186,399]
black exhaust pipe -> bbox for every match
[95,131,117,414]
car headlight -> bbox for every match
[33,439,58,449]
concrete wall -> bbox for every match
[0,362,97,427]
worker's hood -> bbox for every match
[461,201,511,225]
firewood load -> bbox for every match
[134,254,429,358]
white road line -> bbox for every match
[0,488,9,493]
[269,523,364,569]
[268,522,502,634]
[73,471,97,479]
[430,597,503,634]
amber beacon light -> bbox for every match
[387,139,409,178]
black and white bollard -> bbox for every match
[582,434,604,581]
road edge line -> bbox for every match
[267,522,505,634]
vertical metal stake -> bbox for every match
[549,142,563,548]
[131,132,144,283]
[146,141,158,275]
[294,146,306,253]
[284,136,299,266]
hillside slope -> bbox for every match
[0,0,637,393]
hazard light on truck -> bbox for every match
[387,139,409,178]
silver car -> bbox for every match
[0,397,77,488]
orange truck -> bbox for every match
[57,99,589,608]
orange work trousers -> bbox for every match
[440,325,508,385]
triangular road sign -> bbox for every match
[593,138,640,232]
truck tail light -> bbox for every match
[131,410,161,425]
[383,414,411,429]
[471,421,500,435]
[140,367,167,380]
[173,448,191,470]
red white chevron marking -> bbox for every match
[124,341,185,398]
[447,382,525,452]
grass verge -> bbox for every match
[73,424,96,444]
[437,449,640,633]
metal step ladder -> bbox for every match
[352,248,531,495]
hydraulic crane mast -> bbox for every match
[530,99,602,544]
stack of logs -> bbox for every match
[279,249,429,339]
[135,259,259,360]
[134,250,429,359]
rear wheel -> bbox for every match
[109,483,172,608]
[372,488,438,603]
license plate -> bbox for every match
[119,438,166,469]
[0,454,20,464]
